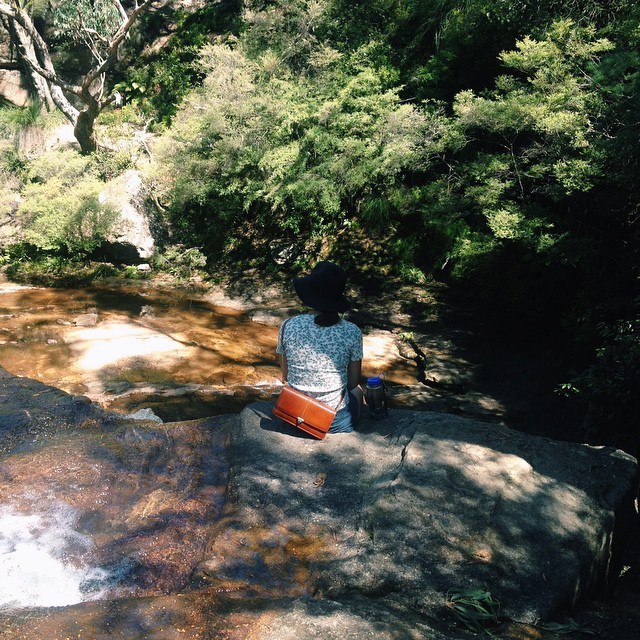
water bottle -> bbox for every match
[365,375,388,419]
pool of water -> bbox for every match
[0,282,284,421]
[0,282,417,421]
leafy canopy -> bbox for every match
[154,37,450,259]
[53,0,122,45]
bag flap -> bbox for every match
[273,386,334,437]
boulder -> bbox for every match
[0,71,30,108]
[0,161,158,263]
[95,170,156,263]
[0,366,637,639]
[190,402,638,637]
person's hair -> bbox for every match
[314,311,341,327]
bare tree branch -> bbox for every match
[0,3,82,95]
[87,0,155,83]
[111,0,128,23]
[0,0,157,153]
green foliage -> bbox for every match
[242,0,353,74]
[16,149,118,257]
[541,618,596,635]
[454,20,612,194]
[26,147,91,182]
[93,105,149,177]
[0,102,67,153]
[0,102,42,137]
[122,265,149,280]
[91,147,137,181]
[114,3,243,126]
[568,309,640,448]
[97,103,146,129]
[53,0,121,41]
[153,38,449,262]
[111,80,149,110]
[5,256,121,287]
[327,0,637,102]
[0,145,27,181]
[585,13,640,281]
[433,20,615,309]
[446,588,500,635]
[153,245,207,280]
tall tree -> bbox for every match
[0,0,155,154]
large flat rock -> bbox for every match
[1,366,637,639]
[191,401,638,637]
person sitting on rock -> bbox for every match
[277,261,363,433]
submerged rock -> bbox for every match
[73,312,99,327]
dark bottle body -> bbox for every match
[365,376,388,418]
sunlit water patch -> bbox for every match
[0,283,417,421]
[0,504,124,609]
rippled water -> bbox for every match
[0,416,229,617]
[0,283,284,420]
[0,504,112,608]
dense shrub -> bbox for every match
[152,39,451,266]
[16,149,118,257]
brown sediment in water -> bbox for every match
[0,282,416,420]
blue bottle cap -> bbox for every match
[367,376,382,386]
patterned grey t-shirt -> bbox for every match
[276,313,363,410]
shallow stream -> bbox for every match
[0,282,286,421]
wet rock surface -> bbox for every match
[0,368,232,605]
[0,364,638,639]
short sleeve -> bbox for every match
[276,321,286,354]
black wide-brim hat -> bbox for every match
[293,261,351,313]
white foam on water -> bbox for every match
[0,504,111,609]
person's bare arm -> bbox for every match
[279,353,288,383]
[347,359,362,391]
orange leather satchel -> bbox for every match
[273,385,336,439]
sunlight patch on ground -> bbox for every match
[363,330,416,384]
[64,321,191,371]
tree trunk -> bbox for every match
[73,107,98,155]
[0,5,80,125]
[1,15,54,110]
[0,0,155,154]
